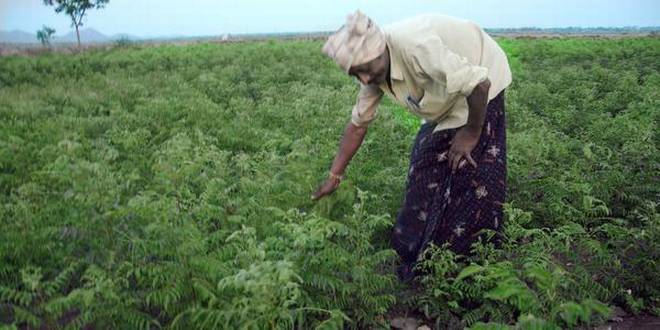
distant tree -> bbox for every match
[36,25,56,46]
[42,0,109,49]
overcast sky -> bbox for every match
[1,0,659,37]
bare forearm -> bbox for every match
[330,122,368,175]
[465,79,491,133]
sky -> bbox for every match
[1,0,659,37]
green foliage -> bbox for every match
[36,25,56,47]
[1,37,658,328]
[113,36,135,48]
[409,205,614,328]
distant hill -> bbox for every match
[0,28,139,44]
[0,30,37,43]
[58,28,109,43]
[1,26,658,44]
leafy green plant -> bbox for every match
[0,36,657,328]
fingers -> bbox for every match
[448,150,478,174]
[311,180,339,201]
[311,189,321,200]
[449,150,460,173]
[466,153,478,169]
[311,184,327,201]
[447,150,454,172]
[311,189,328,201]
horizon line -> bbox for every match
[4,25,660,37]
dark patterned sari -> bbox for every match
[391,90,507,282]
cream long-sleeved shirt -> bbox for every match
[350,14,512,132]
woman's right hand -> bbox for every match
[311,177,341,201]
[312,121,367,201]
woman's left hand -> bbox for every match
[448,127,480,173]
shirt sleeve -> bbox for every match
[407,36,489,97]
[351,83,384,127]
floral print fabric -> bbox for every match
[391,90,507,267]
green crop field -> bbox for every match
[0,37,658,329]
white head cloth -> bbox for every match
[322,10,386,73]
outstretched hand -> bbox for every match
[448,127,480,173]
[311,177,340,201]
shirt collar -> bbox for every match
[385,37,404,81]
